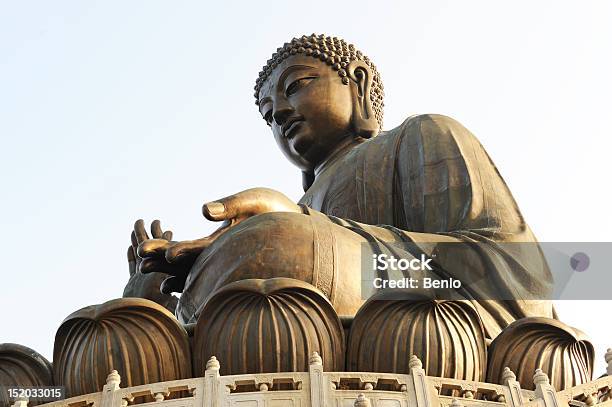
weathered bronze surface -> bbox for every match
[112,33,593,386]
[0,344,53,406]
[123,220,179,311]
[347,294,487,381]
[0,33,599,401]
[486,317,594,390]
[192,278,345,376]
[53,298,192,398]
[129,35,554,322]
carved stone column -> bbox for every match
[100,370,120,407]
[204,356,220,407]
[534,369,559,407]
[309,352,325,407]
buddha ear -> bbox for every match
[347,60,379,138]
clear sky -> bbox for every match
[1,1,611,376]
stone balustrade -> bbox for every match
[14,351,612,407]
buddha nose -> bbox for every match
[273,102,294,126]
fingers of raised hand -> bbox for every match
[131,220,178,276]
[134,219,150,243]
[127,246,137,276]
[131,230,138,249]
[127,245,136,262]
[150,219,174,239]
[133,219,173,249]
[151,220,163,238]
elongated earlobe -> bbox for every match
[347,61,379,138]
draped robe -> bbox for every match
[178,114,554,339]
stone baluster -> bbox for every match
[534,369,559,407]
[462,390,474,399]
[355,393,371,407]
[205,356,221,407]
[409,355,434,407]
[101,370,121,407]
[309,351,325,407]
[502,366,524,407]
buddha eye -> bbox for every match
[285,77,315,97]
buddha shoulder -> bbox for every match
[380,113,476,144]
[363,114,480,164]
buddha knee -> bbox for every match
[196,211,319,282]
[249,211,311,229]
[487,317,594,390]
[235,211,315,248]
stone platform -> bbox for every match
[15,352,612,407]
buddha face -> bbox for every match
[257,55,357,171]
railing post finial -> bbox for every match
[101,369,121,406]
[533,368,550,386]
[106,369,121,388]
[309,351,322,366]
[502,366,517,383]
[409,354,423,370]
[354,393,371,407]
[206,355,220,371]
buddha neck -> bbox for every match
[314,136,367,178]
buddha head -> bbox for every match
[255,34,384,189]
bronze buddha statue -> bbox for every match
[0,34,595,399]
[120,34,593,387]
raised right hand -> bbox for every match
[130,219,195,294]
